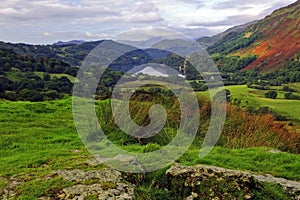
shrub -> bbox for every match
[284,92,300,100]
[265,91,277,99]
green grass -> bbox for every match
[14,177,74,199]
[226,84,300,122]
[0,98,90,177]
[34,72,76,83]
[180,146,300,180]
[0,97,299,198]
[195,84,300,123]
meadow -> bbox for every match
[198,83,300,126]
[226,84,300,122]
[0,96,299,198]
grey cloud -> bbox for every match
[126,12,163,23]
[260,1,297,16]
[212,0,295,10]
[0,0,296,44]
[134,2,158,13]
[0,3,118,22]
[173,27,215,38]
[177,0,204,5]
[189,14,259,27]
[212,0,265,9]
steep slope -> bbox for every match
[197,21,256,49]
[208,0,300,73]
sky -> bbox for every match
[0,0,296,44]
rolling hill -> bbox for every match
[0,40,104,67]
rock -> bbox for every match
[71,149,81,153]
[253,174,300,200]
[268,149,282,154]
[165,164,300,200]
[54,169,134,199]
[56,168,122,183]
[57,192,66,199]
[39,197,51,200]
[165,164,256,199]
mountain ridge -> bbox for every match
[207,0,300,73]
[197,21,256,49]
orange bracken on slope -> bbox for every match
[235,0,300,72]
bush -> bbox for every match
[282,86,295,92]
[4,91,17,101]
[265,91,278,99]
[42,90,63,100]
[284,92,300,100]
[18,89,44,102]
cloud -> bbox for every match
[189,14,260,27]
[260,1,297,16]
[0,0,297,44]
[126,12,163,23]
[134,2,158,12]
[211,0,295,10]
[187,0,297,32]
[43,32,51,36]
[0,0,118,22]
[114,27,184,41]
[173,26,215,38]
[85,31,109,39]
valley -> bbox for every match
[0,0,300,199]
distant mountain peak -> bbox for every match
[53,40,86,46]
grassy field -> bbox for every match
[226,84,300,122]
[0,98,88,176]
[198,83,300,124]
[0,97,299,198]
[34,72,76,83]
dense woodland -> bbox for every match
[0,48,76,101]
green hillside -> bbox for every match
[204,0,300,86]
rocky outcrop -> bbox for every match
[165,164,300,200]
[253,173,300,200]
[1,162,299,199]
[41,169,134,200]
[1,168,134,200]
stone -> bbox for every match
[165,164,300,200]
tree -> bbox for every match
[4,91,17,101]
[284,92,300,100]
[43,73,51,81]
[282,86,295,92]
[284,92,293,99]
[265,91,277,99]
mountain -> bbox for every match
[197,21,256,49]
[207,0,300,73]
[117,37,165,49]
[0,40,104,67]
[153,39,203,56]
[53,40,86,46]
